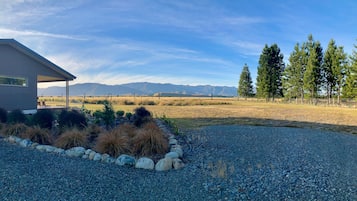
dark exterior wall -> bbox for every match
[0,45,39,111]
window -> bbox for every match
[0,75,28,87]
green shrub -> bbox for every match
[55,128,88,149]
[125,112,133,120]
[22,126,52,145]
[116,110,125,118]
[32,109,54,129]
[0,108,7,123]
[102,102,115,129]
[58,109,87,129]
[8,109,26,124]
[133,107,152,127]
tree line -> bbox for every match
[238,34,357,104]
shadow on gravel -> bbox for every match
[173,117,357,135]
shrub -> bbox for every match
[125,112,133,120]
[133,107,152,127]
[0,108,7,123]
[8,109,26,124]
[94,128,130,157]
[22,126,52,145]
[116,110,125,118]
[132,121,168,156]
[58,109,87,129]
[102,102,115,129]
[32,109,54,129]
[55,128,88,149]
[2,123,29,137]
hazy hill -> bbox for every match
[38,82,237,97]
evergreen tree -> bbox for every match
[343,42,357,98]
[303,35,323,103]
[283,43,306,102]
[334,46,348,104]
[323,39,348,104]
[323,39,338,104]
[256,44,285,101]
[238,64,254,98]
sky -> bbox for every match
[1,0,357,88]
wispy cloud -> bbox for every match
[0,28,86,40]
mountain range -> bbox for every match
[38,82,238,97]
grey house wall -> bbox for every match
[0,45,37,111]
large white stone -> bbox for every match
[170,147,183,158]
[88,151,97,160]
[135,157,155,170]
[93,153,102,161]
[115,154,136,166]
[155,158,173,171]
[7,136,22,144]
[19,139,32,147]
[101,154,110,162]
[169,139,178,145]
[36,145,56,152]
[65,147,86,157]
[165,151,179,159]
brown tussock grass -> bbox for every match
[22,126,53,145]
[131,121,168,156]
[55,128,88,149]
[2,123,29,137]
[94,127,130,157]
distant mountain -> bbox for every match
[38,82,237,97]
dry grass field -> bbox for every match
[40,96,357,134]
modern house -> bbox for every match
[0,39,76,113]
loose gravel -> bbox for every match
[0,125,356,200]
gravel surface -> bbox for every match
[0,125,356,200]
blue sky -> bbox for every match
[1,0,357,88]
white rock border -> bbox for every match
[2,119,185,171]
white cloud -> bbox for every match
[0,28,86,40]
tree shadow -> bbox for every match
[173,117,357,135]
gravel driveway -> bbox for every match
[0,125,356,200]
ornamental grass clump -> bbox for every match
[22,126,52,145]
[55,128,88,149]
[132,121,168,156]
[2,123,29,137]
[94,127,130,157]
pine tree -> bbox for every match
[303,35,323,103]
[283,43,306,103]
[323,39,337,104]
[238,64,254,98]
[256,44,285,101]
[334,46,348,104]
[343,42,357,99]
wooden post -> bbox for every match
[66,80,69,109]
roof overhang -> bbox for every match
[0,39,76,82]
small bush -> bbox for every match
[123,100,135,105]
[94,128,130,157]
[55,128,88,149]
[32,109,54,129]
[125,112,133,120]
[22,126,52,145]
[8,109,26,124]
[133,107,152,127]
[0,108,7,123]
[58,109,87,129]
[116,110,125,118]
[2,123,29,137]
[132,121,168,156]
